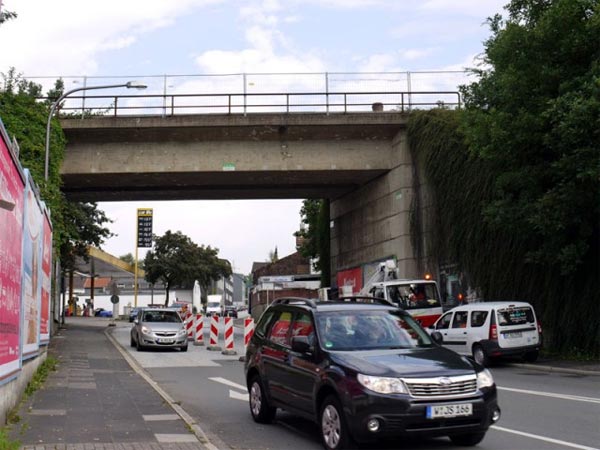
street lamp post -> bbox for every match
[44,80,147,182]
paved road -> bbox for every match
[111,322,600,450]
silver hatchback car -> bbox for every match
[130,308,188,352]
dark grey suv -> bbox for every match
[244,298,500,450]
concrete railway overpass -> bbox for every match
[59,110,437,283]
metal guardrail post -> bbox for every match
[162,74,167,118]
[325,72,329,115]
[80,76,87,119]
[243,73,247,116]
[113,97,118,117]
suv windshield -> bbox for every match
[315,310,433,350]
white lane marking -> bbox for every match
[492,425,600,450]
[498,386,600,404]
[229,389,249,401]
[209,376,248,392]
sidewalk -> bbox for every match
[6,317,214,450]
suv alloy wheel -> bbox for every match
[320,395,355,450]
[249,375,276,423]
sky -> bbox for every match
[0,0,508,275]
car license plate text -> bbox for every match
[158,338,174,344]
[505,332,522,339]
[426,403,472,419]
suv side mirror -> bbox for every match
[430,331,443,345]
[291,336,313,354]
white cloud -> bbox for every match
[0,0,221,76]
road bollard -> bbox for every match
[185,311,194,341]
[193,313,204,346]
[221,317,237,355]
[239,317,254,362]
[207,314,221,351]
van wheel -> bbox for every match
[473,345,489,367]
[249,375,276,423]
[320,395,356,450]
[523,350,538,363]
[449,432,486,446]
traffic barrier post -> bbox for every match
[221,316,237,355]
[239,317,254,362]
[193,313,204,346]
[185,311,194,341]
[207,314,222,351]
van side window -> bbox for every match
[436,312,452,330]
[470,311,488,328]
[451,311,468,328]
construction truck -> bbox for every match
[357,260,444,327]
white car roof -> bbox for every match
[450,301,534,310]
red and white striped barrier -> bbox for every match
[185,311,194,341]
[193,314,204,346]
[206,314,221,351]
[244,317,255,351]
[221,317,237,355]
[238,317,255,362]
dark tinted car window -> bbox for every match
[315,310,432,350]
[497,307,535,326]
[143,311,182,323]
[436,312,452,330]
[470,311,489,327]
[451,311,468,328]
[267,310,292,346]
[255,310,275,338]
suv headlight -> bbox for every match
[357,374,408,394]
[476,369,495,389]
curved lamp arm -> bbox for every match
[44,81,146,182]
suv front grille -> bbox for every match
[402,374,477,399]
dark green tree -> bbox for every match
[460,0,600,275]
[295,199,330,286]
[409,0,599,356]
[60,202,114,271]
[144,231,231,305]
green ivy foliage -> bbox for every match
[409,107,598,357]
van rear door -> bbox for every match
[495,305,540,349]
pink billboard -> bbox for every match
[40,209,52,344]
[0,122,25,382]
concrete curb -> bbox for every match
[104,327,220,450]
[510,362,600,376]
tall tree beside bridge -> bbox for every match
[410,0,598,356]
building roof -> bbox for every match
[83,277,112,289]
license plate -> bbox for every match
[505,332,522,339]
[426,403,472,419]
[158,338,174,344]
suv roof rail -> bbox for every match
[271,297,317,308]
[336,295,395,307]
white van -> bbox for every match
[430,301,542,366]
[205,294,223,316]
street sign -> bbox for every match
[110,294,119,304]
[137,208,153,248]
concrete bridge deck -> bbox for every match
[60,112,408,202]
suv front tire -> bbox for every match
[320,395,355,450]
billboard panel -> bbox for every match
[336,267,362,294]
[40,207,52,344]
[0,122,25,383]
[21,171,43,359]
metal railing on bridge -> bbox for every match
[47,90,461,118]
[28,71,472,117]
